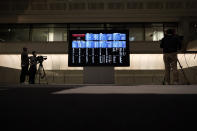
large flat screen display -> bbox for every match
[68,30,130,66]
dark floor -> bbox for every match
[0,85,197,130]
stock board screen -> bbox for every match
[68,30,130,66]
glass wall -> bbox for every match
[0,24,29,42]
[49,28,67,42]
[31,24,67,42]
[189,22,197,41]
[0,23,178,42]
[0,26,10,42]
[69,23,105,30]
[129,24,144,41]
[11,28,30,42]
[32,28,49,42]
[145,24,164,41]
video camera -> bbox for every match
[37,56,47,64]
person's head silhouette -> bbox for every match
[166,29,175,35]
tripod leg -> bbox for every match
[42,67,48,84]
[38,66,41,84]
[39,74,40,84]
[177,60,190,85]
[162,77,165,85]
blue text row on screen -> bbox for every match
[85,33,126,41]
[72,41,126,48]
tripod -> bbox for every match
[163,58,190,85]
[37,62,48,84]
[177,59,190,85]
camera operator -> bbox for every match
[29,51,38,84]
[20,47,29,84]
[160,29,182,85]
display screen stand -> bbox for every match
[84,67,114,84]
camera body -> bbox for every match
[37,56,47,63]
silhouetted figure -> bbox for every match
[20,47,29,83]
[160,29,182,85]
[29,51,37,84]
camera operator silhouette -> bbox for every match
[20,47,29,84]
[160,29,182,85]
[29,51,38,84]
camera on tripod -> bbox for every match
[37,56,47,64]
[36,56,48,84]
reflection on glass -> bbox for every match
[11,28,30,42]
[0,28,10,42]
[49,28,67,42]
[32,28,48,42]
[145,25,164,41]
[32,28,67,42]
[0,23,178,42]
[129,27,144,41]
